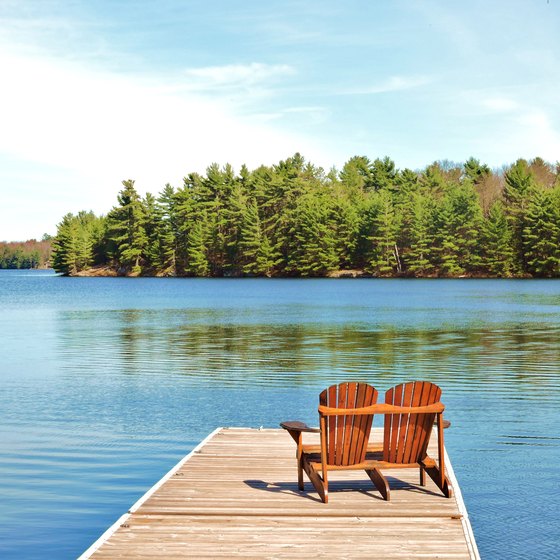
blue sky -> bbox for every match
[1,0,559,241]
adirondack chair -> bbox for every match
[373,380,452,501]
[281,381,380,503]
[281,380,451,503]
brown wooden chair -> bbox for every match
[281,380,452,503]
[374,380,452,501]
[281,381,380,503]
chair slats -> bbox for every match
[355,384,375,463]
[334,382,348,464]
[319,382,377,467]
[396,382,413,463]
[384,381,442,465]
[342,382,357,465]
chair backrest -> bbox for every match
[319,382,378,467]
[383,381,442,464]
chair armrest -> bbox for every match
[442,419,451,429]
[280,421,320,433]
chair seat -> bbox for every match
[306,452,437,472]
[302,442,383,455]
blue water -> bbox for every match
[1,270,559,559]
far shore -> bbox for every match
[65,265,535,279]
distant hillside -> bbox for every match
[0,238,52,269]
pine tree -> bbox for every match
[238,199,280,275]
[156,184,178,275]
[339,156,371,192]
[503,159,535,273]
[185,216,210,276]
[523,187,560,276]
[451,184,484,272]
[52,214,80,275]
[174,179,198,274]
[463,157,490,184]
[331,196,360,269]
[51,211,100,274]
[106,180,148,275]
[481,201,516,276]
[287,194,338,276]
[404,193,436,276]
[369,157,397,191]
[433,196,463,276]
[367,190,401,276]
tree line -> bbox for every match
[0,238,52,269]
[51,154,560,277]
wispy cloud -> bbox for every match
[342,75,431,96]
[450,89,560,163]
[253,106,329,124]
[183,63,296,91]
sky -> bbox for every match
[1,0,559,241]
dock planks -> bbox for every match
[81,427,479,559]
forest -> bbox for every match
[51,154,560,278]
[0,238,52,269]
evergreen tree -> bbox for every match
[331,196,360,268]
[523,187,560,276]
[51,211,100,274]
[404,193,436,276]
[156,184,178,274]
[394,168,419,205]
[286,194,338,276]
[106,180,147,275]
[185,215,210,276]
[463,157,490,184]
[238,199,280,276]
[339,156,371,191]
[367,190,401,276]
[432,184,483,276]
[481,201,516,276]
[174,178,198,274]
[369,157,397,191]
[503,159,535,272]
[52,213,80,275]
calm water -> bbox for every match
[1,270,559,559]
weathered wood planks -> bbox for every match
[81,427,479,559]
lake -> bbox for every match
[0,270,559,559]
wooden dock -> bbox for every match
[80,427,479,559]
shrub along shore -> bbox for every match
[51,154,560,278]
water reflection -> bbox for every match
[57,308,560,400]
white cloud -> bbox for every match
[343,75,430,95]
[0,50,333,240]
[183,62,295,90]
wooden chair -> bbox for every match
[281,381,379,503]
[374,380,452,501]
[281,380,452,503]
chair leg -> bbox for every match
[419,466,426,486]
[297,456,304,491]
[366,468,390,501]
[424,465,452,498]
[302,460,328,503]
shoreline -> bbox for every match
[64,265,536,279]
